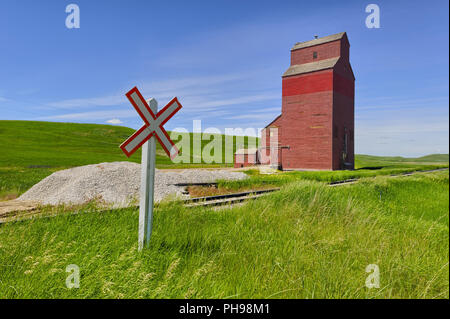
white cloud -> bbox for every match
[182,93,279,111]
[357,96,449,111]
[355,106,449,156]
[141,73,246,95]
[43,69,279,112]
[106,118,123,125]
[44,73,246,109]
[47,95,123,109]
[38,71,280,124]
[36,109,135,121]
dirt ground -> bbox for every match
[0,200,40,223]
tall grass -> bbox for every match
[0,171,448,299]
[218,165,448,190]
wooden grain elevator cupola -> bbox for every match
[260,32,355,170]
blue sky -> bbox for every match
[0,0,448,157]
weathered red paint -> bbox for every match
[291,40,341,65]
[261,32,355,170]
[282,71,333,97]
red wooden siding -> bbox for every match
[260,32,355,171]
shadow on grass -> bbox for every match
[356,166,385,170]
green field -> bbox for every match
[0,171,448,298]
[0,120,448,199]
[0,120,448,299]
[0,120,257,199]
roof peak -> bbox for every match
[291,32,346,51]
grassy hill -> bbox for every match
[356,154,449,168]
[415,154,450,162]
[0,120,256,197]
[0,120,448,199]
[0,120,259,168]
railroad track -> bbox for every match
[184,167,448,207]
[1,168,447,220]
[183,188,280,208]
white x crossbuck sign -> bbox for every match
[120,87,182,159]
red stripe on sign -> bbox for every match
[119,125,154,157]
[156,97,182,126]
[154,129,179,159]
[119,88,183,159]
[125,87,156,125]
[155,97,182,159]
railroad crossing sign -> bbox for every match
[120,87,182,159]
[119,86,182,250]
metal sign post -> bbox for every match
[119,87,182,250]
[138,98,157,250]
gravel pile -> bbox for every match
[18,162,247,207]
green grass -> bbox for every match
[0,120,257,197]
[0,171,448,298]
[355,154,449,168]
[218,165,448,191]
[0,120,448,299]
[1,120,448,200]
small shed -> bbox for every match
[234,148,259,168]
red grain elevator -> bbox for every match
[261,32,355,170]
